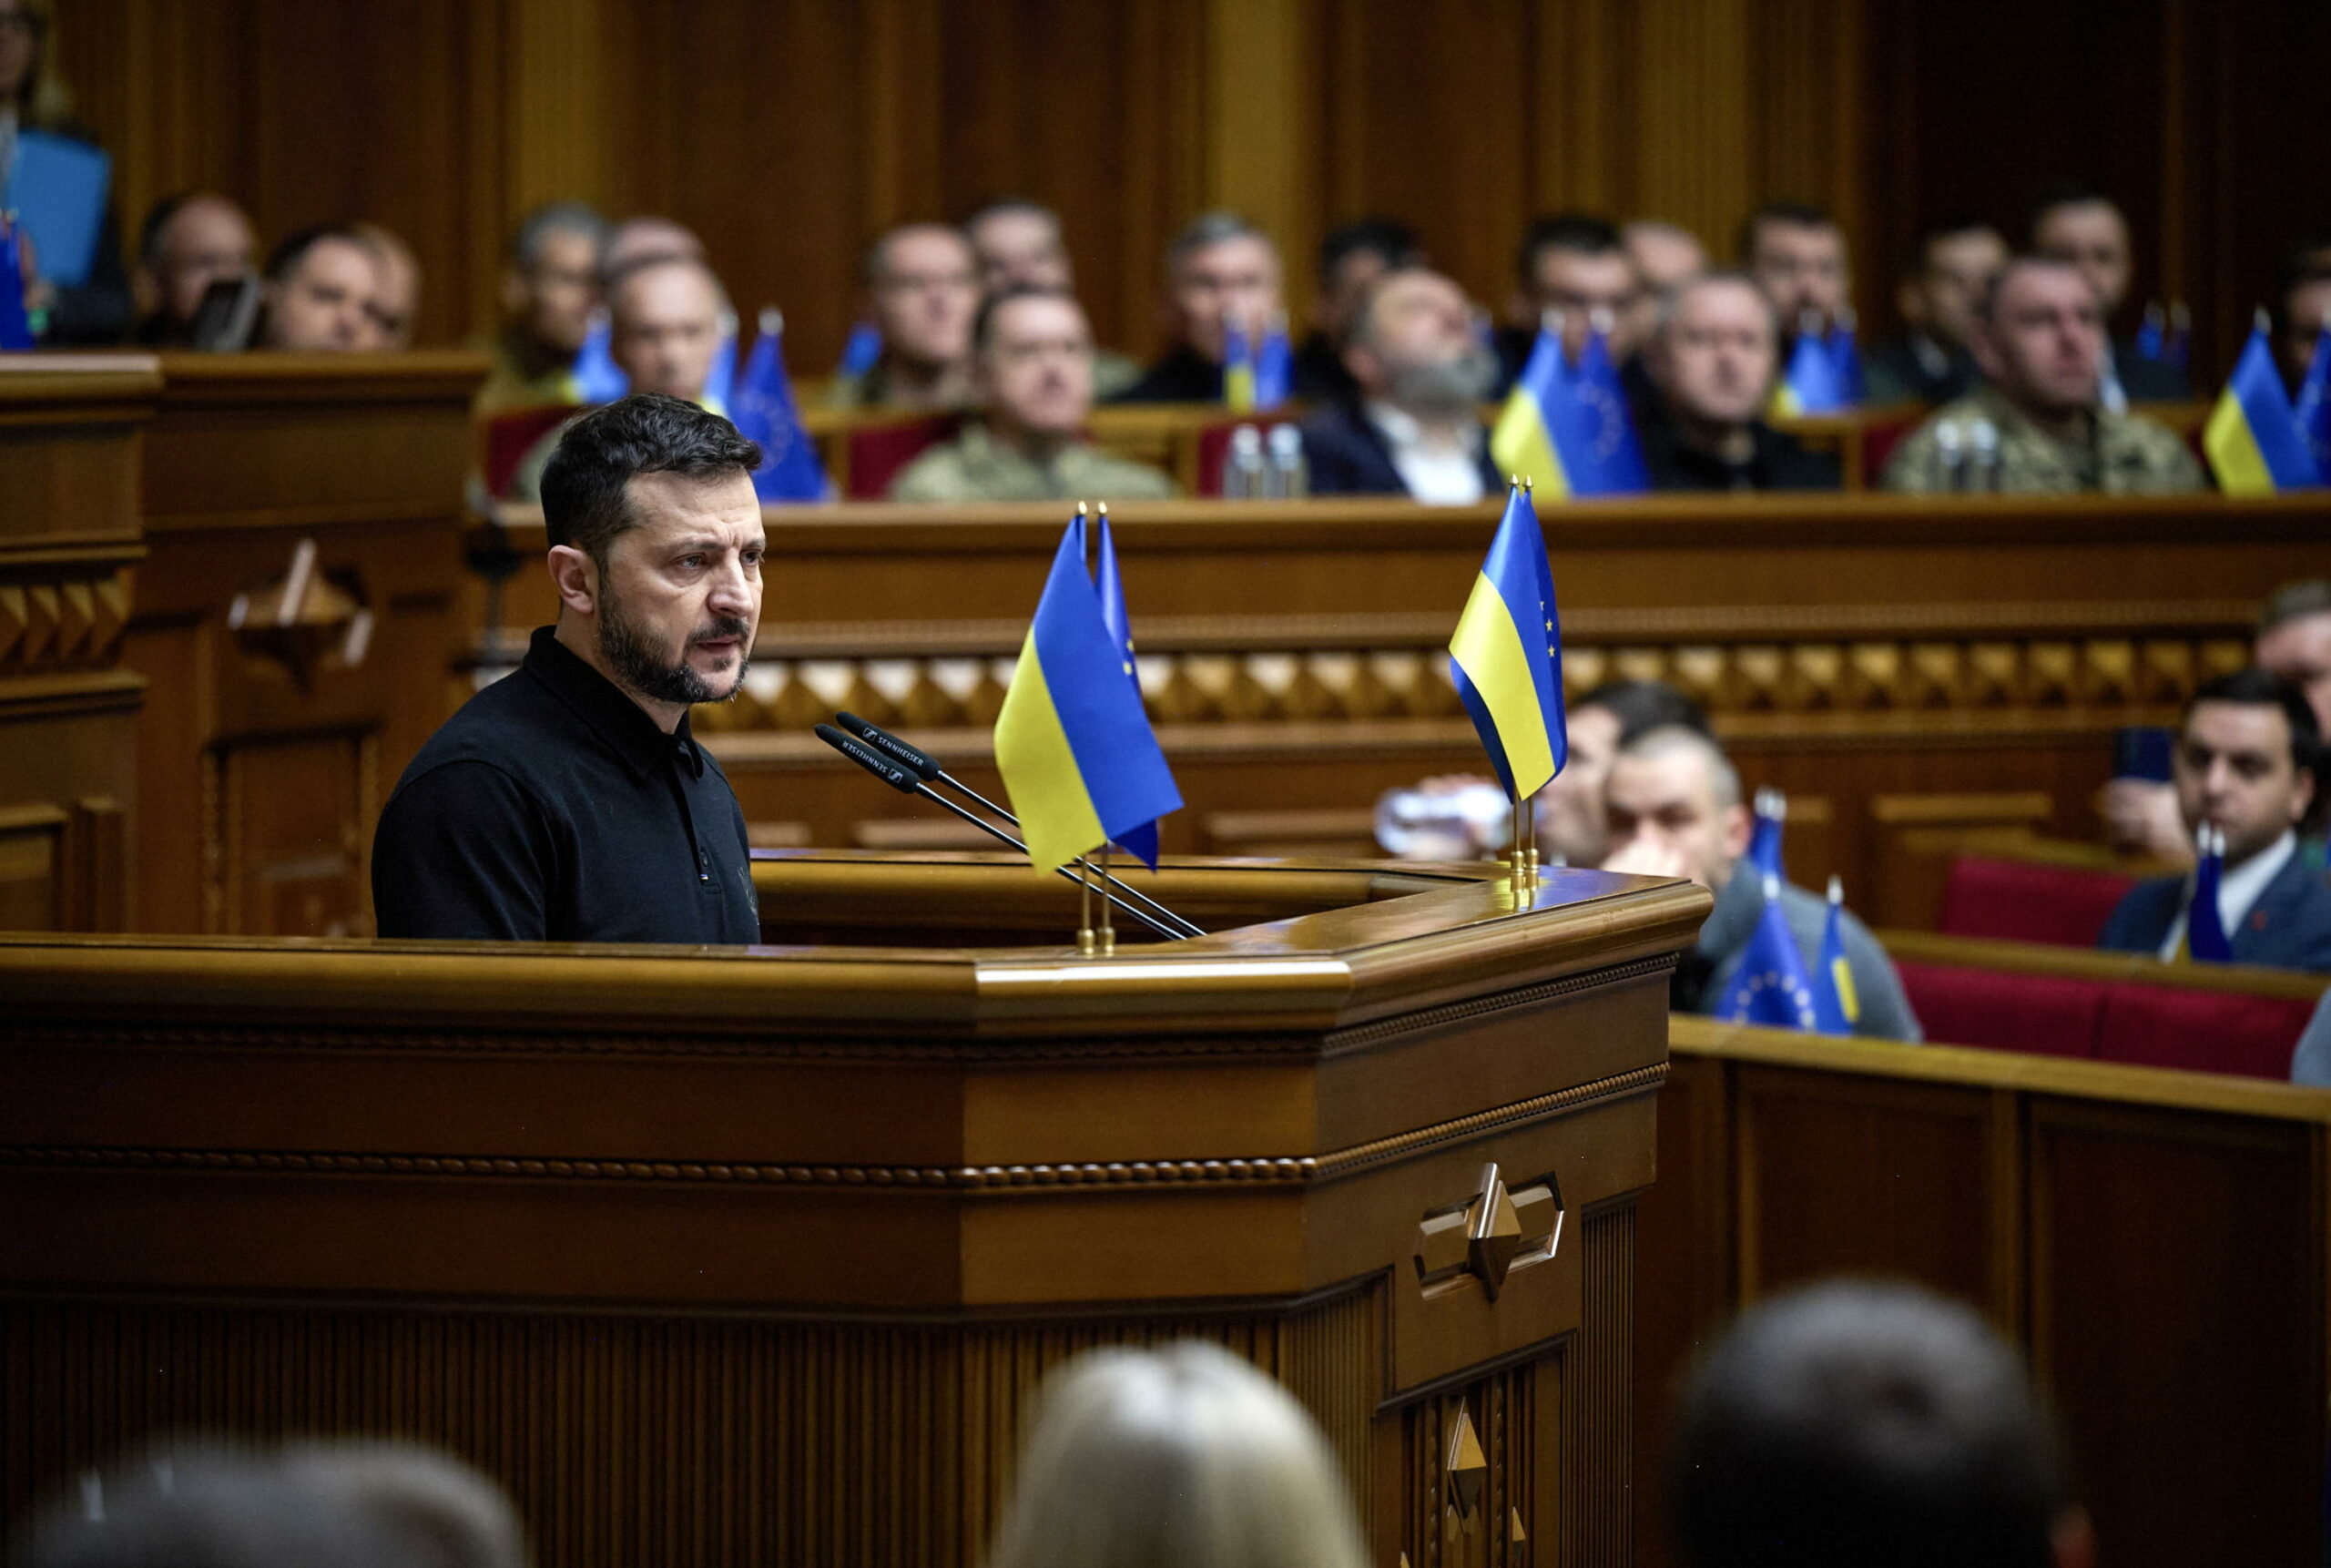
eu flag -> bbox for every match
[1448,484,1566,799]
[1716,874,1822,1031]
[1253,311,1293,410]
[1828,320,1865,404]
[1810,876,1859,1035]
[1552,323,1650,495]
[1771,315,1849,415]
[2204,316,2322,493]
[0,217,35,351]
[728,309,831,503]
[1490,319,1572,497]
[2183,826,2234,962]
[837,320,883,379]
[1747,788,1787,881]
[2294,318,2331,482]
[572,312,627,403]
[994,518,1183,874]
[1091,511,1161,868]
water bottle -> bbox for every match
[1373,781,1512,861]
[1936,422,1967,493]
[1968,418,2000,493]
[1266,423,1308,499]
[1221,424,1265,499]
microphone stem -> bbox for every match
[931,769,1204,939]
[907,783,1187,942]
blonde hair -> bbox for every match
[987,1341,1369,1568]
[9,0,75,125]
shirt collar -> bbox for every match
[1364,400,1483,456]
[522,625,702,780]
[2215,830,2299,924]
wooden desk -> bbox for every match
[1642,1018,2331,1568]
[0,356,156,932]
[0,851,1706,1568]
[128,351,486,936]
[468,491,2324,908]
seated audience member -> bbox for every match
[1881,256,2205,494]
[2109,579,2331,863]
[1620,218,1709,348]
[1494,212,1644,387]
[1866,216,2008,405]
[16,1441,527,1568]
[1113,211,1284,403]
[2273,241,2331,391]
[985,1341,1368,1568]
[2030,183,2188,402]
[962,198,1139,397]
[2098,670,2331,970]
[352,221,419,349]
[1294,216,1425,402]
[1639,272,1842,492]
[507,254,728,501]
[1602,724,1920,1037]
[256,224,382,352]
[1739,199,1852,346]
[603,213,705,272]
[1670,1278,2092,1568]
[475,201,612,418]
[826,221,981,412]
[2292,988,2331,1087]
[1298,267,1501,502]
[889,286,1175,503]
[131,191,258,346]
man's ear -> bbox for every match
[1721,801,1755,863]
[545,545,600,618]
[2290,759,2317,828]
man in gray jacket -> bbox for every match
[1601,725,1922,1040]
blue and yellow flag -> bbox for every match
[1747,788,1787,881]
[1447,484,1565,799]
[0,216,34,351]
[1717,875,1822,1031]
[571,311,627,403]
[1770,317,1851,416]
[2292,316,2331,481]
[1253,311,1293,410]
[836,319,883,379]
[1091,513,1161,868]
[1558,325,1650,495]
[994,518,1183,874]
[2205,316,2322,494]
[1810,876,1858,1035]
[1223,313,1257,412]
[728,308,830,503]
[1490,321,1572,498]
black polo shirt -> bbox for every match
[372,626,759,944]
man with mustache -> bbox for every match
[1298,268,1504,502]
[372,394,766,943]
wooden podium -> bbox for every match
[0,851,1705,1568]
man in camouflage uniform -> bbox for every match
[890,287,1176,504]
[1883,255,2204,494]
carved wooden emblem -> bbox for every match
[1414,1161,1563,1302]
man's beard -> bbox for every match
[597,582,752,708]
[1389,345,1498,417]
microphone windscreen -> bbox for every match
[837,711,941,779]
[814,723,920,794]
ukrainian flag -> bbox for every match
[1490,322,1572,499]
[2205,315,2322,494]
[1447,484,1566,799]
[1769,320,1850,416]
[994,519,1184,874]
[1810,876,1858,1035]
[1254,311,1293,410]
[1224,314,1257,412]
[1091,513,1161,868]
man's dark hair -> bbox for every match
[972,283,1080,356]
[1909,215,2000,275]
[1319,217,1423,286]
[1669,1278,2069,1568]
[1579,678,1713,746]
[137,192,197,266]
[2025,181,2120,241]
[1736,200,1837,264]
[538,394,762,568]
[1515,212,1624,284]
[2186,667,2320,777]
[2269,240,2331,343]
[264,224,367,284]
[507,200,612,271]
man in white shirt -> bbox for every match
[2098,670,2331,970]
[1297,267,1501,504]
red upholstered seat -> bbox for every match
[2094,984,2321,1079]
[1858,412,1924,483]
[846,413,963,499]
[1895,960,2109,1057]
[1937,855,2138,948]
[482,403,580,498]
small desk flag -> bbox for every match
[1491,320,1572,498]
[572,313,627,403]
[2205,314,2322,494]
[1253,311,1293,411]
[1810,876,1859,1035]
[0,216,34,351]
[2293,316,2331,482]
[1771,315,1852,415]
[1747,788,1787,881]
[728,309,831,503]
[1092,511,1161,868]
[1224,312,1257,412]
[994,516,1183,874]
[837,320,883,380]
[1553,323,1650,495]
[1716,874,1822,1031]
[1447,484,1566,800]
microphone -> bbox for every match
[834,712,1202,939]
[813,724,1192,942]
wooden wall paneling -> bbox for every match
[1629,0,1756,260]
[1203,0,1319,332]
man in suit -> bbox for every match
[1297,267,1501,503]
[1600,724,1920,1039]
[1112,212,1284,403]
[1865,216,2007,405]
[1291,216,1424,403]
[2098,670,2331,971]
[2029,185,2188,404]
[1491,213,1644,392]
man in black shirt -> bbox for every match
[372,393,766,943]
[1111,212,1283,403]
[1638,272,1840,493]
